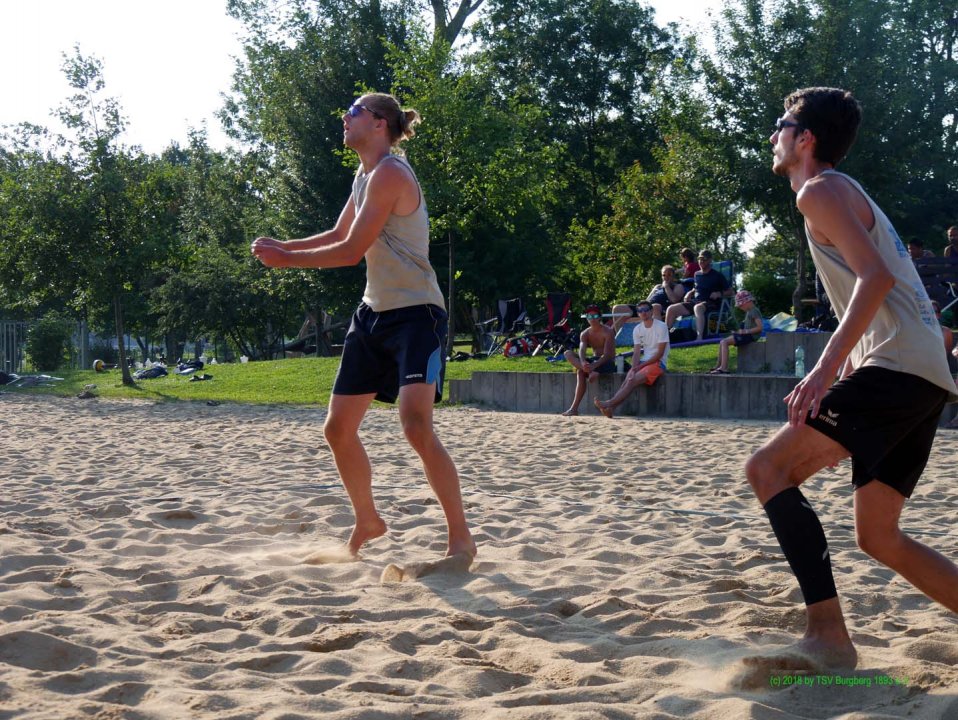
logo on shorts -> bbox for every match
[405,373,423,379]
[818,408,839,427]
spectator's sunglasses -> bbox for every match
[636,307,652,314]
[586,313,602,319]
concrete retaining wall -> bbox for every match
[448,329,958,425]
[737,332,831,375]
[448,371,799,421]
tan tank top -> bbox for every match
[806,170,956,400]
[353,155,445,312]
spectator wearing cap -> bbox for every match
[664,249,734,341]
[709,290,763,374]
[908,238,934,262]
[594,299,669,418]
[562,304,616,416]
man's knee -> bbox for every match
[855,521,903,565]
[694,302,706,316]
[745,446,785,498]
[324,414,354,448]
[401,410,435,451]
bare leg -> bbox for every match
[398,382,476,558]
[595,368,648,418]
[665,302,689,330]
[715,336,732,371]
[324,392,386,555]
[651,303,664,322]
[744,423,856,668]
[562,351,588,415]
[694,302,707,340]
[854,480,958,612]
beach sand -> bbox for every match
[1,393,956,719]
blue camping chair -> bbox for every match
[705,260,735,337]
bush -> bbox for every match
[26,312,75,371]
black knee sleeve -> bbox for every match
[763,487,838,606]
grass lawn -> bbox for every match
[4,343,730,407]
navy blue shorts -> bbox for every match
[805,366,948,498]
[333,303,447,404]
[732,332,756,346]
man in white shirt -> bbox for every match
[594,300,669,418]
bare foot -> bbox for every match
[346,516,388,555]
[732,638,857,691]
[448,537,478,559]
[561,409,579,416]
[594,397,613,418]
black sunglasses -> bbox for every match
[347,102,384,120]
[775,118,802,133]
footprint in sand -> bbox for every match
[380,552,473,583]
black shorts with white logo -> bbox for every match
[805,366,948,498]
[333,302,447,404]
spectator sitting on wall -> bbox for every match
[561,304,616,416]
[710,290,763,374]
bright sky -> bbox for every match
[1,0,723,155]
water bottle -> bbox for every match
[795,345,805,378]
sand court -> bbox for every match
[1,393,956,718]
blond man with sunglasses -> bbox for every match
[252,93,476,565]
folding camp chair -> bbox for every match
[705,260,736,337]
[475,298,528,356]
[528,292,576,358]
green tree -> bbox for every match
[704,0,958,312]
[564,120,746,306]
[389,31,567,347]
[474,0,677,222]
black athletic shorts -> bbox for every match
[805,366,948,498]
[333,302,447,404]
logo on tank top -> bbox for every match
[888,223,909,258]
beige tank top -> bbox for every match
[806,170,956,400]
[353,155,445,312]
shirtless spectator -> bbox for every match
[612,265,685,331]
[561,304,616,416]
[664,249,734,341]
[943,226,958,258]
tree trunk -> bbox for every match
[114,294,134,386]
[431,1,486,46]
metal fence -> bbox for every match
[1,321,28,374]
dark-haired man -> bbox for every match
[664,249,733,341]
[594,300,668,418]
[745,87,958,672]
